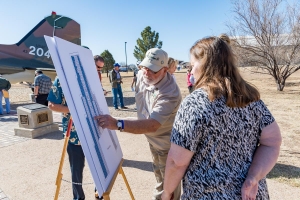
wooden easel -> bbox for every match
[102,158,135,200]
[54,118,73,200]
[54,118,135,200]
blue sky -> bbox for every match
[0,0,232,65]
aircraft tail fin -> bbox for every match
[16,12,81,47]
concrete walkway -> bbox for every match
[0,110,64,200]
[0,110,30,148]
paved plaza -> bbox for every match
[0,110,63,200]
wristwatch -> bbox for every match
[117,120,124,132]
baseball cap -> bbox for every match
[139,48,168,72]
[113,63,120,67]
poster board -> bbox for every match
[44,36,123,195]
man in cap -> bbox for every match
[96,48,182,199]
[109,63,128,110]
[34,70,52,106]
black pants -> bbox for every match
[67,143,85,200]
[36,94,49,106]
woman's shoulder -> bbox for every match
[186,88,208,101]
[181,88,210,111]
[248,99,267,110]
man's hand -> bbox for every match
[95,114,118,130]
[103,90,108,96]
[241,176,258,200]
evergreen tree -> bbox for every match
[100,50,115,77]
[133,26,163,61]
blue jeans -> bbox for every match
[67,143,85,200]
[0,91,10,114]
[112,83,124,109]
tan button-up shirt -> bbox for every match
[135,71,182,151]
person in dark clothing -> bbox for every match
[109,63,128,110]
[0,76,11,114]
[34,70,52,106]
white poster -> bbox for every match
[44,36,123,195]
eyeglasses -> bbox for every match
[96,65,103,71]
[142,66,162,74]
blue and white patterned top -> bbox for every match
[47,77,80,145]
[171,88,274,200]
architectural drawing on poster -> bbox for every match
[44,36,123,195]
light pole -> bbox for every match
[125,42,127,73]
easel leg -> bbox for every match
[54,118,73,200]
[102,159,135,200]
[54,135,69,200]
[103,194,110,200]
[119,167,135,200]
[54,173,63,200]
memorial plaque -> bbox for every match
[20,115,29,125]
[37,113,49,124]
[23,104,47,111]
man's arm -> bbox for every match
[34,86,39,96]
[162,143,194,200]
[6,81,11,91]
[94,114,161,134]
[241,121,281,200]
[48,101,70,113]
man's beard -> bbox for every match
[143,73,164,85]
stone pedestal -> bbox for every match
[14,104,59,138]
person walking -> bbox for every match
[167,57,177,81]
[34,70,52,106]
[131,72,137,92]
[109,63,128,110]
[162,35,281,200]
[187,69,193,93]
[0,76,11,114]
[131,61,141,92]
[95,48,182,200]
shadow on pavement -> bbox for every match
[0,116,18,122]
[105,96,136,107]
[35,130,63,140]
[123,159,153,172]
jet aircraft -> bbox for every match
[0,12,81,83]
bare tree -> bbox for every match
[228,0,300,91]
